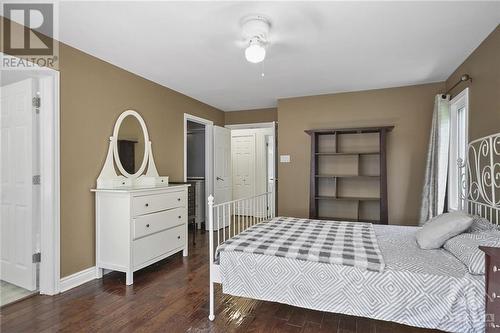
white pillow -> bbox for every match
[416,212,473,249]
[444,230,500,274]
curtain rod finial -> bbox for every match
[461,74,471,82]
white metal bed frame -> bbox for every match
[459,132,500,225]
[208,191,275,320]
[207,132,500,321]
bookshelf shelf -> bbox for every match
[315,152,380,156]
[315,196,380,201]
[315,174,380,179]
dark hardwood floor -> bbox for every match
[0,229,441,333]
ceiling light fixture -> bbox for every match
[245,38,266,63]
[241,15,270,64]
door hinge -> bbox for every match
[32,97,41,108]
[32,252,41,263]
[32,175,41,185]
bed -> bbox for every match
[208,132,500,333]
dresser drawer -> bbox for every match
[133,224,185,268]
[486,300,500,331]
[132,191,185,216]
[133,208,185,240]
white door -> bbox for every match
[213,126,231,230]
[0,79,38,291]
[232,134,256,202]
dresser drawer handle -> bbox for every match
[146,224,150,228]
[177,198,181,201]
[492,292,500,299]
[178,215,182,219]
[177,236,181,240]
[145,203,149,207]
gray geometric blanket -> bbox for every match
[216,217,385,272]
[219,225,485,332]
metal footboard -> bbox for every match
[208,191,275,321]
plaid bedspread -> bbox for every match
[216,217,385,272]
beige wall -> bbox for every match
[59,44,223,277]
[446,25,500,141]
[277,83,445,226]
[225,108,277,125]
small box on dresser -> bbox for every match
[481,246,500,332]
[92,184,190,285]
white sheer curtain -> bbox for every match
[419,94,451,225]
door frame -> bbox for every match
[39,72,60,295]
[225,122,275,130]
[225,121,277,213]
[183,113,214,224]
[0,54,60,296]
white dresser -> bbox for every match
[92,184,189,285]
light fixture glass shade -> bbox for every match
[245,39,266,63]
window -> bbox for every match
[448,88,469,211]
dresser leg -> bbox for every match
[183,247,188,257]
[126,271,133,285]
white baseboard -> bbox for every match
[59,266,97,293]
[59,266,113,293]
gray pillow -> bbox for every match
[467,215,500,233]
[444,230,500,274]
[416,212,473,249]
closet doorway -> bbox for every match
[183,114,213,230]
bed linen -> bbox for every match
[218,223,485,333]
[216,217,385,272]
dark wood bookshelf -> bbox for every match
[315,151,380,156]
[315,216,381,223]
[306,126,394,224]
[315,196,380,201]
[315,174,380,179]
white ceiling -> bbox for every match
[59,1,500,111]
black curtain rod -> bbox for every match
[442,74,472,98]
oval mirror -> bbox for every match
[112,110,149,178]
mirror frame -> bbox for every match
[112,110,149,179]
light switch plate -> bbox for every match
[280,155,291,163]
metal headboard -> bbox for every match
[459,132,500,225]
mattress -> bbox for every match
[218,224,485,333]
